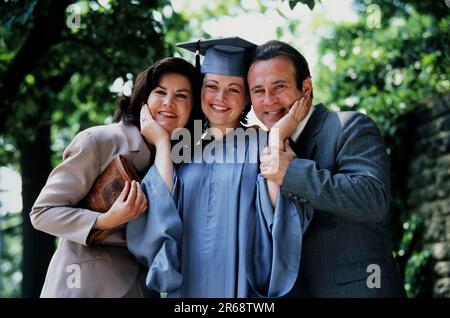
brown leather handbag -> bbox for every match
[81,154,142,245]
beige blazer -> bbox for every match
[30,122,154,298]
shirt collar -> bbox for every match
[290,105,315,142]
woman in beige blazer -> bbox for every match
[30,57,198,297]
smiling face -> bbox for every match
[145,73,193,134]
[248,56,305,129]
[201,73,248,132]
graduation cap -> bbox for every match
[177,37,256,78]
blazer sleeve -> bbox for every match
[282,113,390,223]
[30,130,103,245]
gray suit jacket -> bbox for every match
[30,122,155,297]
[283,104,405,297]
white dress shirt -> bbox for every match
[290,105,315,142]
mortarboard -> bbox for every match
[177,37,256,78]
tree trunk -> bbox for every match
[20,122,55,298]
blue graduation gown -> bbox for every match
[127,132,312,297]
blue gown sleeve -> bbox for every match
[126,165,183,292]
[246,175,313,297]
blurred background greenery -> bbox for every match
[0,0,449,297]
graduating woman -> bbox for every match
[127,38,313,297]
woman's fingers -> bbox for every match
[260,152,276,174]
[139,197,148,215]
[126,180,137,206]
[118,181,130,202]
[135,183,148,215]
[135,181,143,204]
[262,146,271,155]
[140,104,148,122]
[140,104,155,124]
[289,99,300,115]
[261,154,270,162]
[294,98,304,119]
[145,105,156,122]
[288,95,310,122]
[285,139,291,150]
[298,96,310,119]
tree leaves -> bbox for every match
[1,0,37,29]
[316,2,449,297]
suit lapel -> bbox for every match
[119,122,153,174]
[293,103,328,159]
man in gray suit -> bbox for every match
[247,40,406,297]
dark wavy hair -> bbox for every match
[113,57,201,130]
[240,75,252,125]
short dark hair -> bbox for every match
[114,57,201,128]
[251,40,313,98]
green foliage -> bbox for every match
[396,213,432,297]
[168,0,249,51]
[317,10,449,135]
[0,0,36,50]
[396,214,423,258]
[404,249,432,298]
[316,0,449,296]
[353,0,450,22]
[158,5,191,52]
[0,212,22,298]
[0,136,19,169]
[1,0,171,149]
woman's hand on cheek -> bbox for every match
[269,96,310,148]
[140,104,170,147]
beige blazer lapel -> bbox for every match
[119,122,154,175]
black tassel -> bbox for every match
[195,39,201,74]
